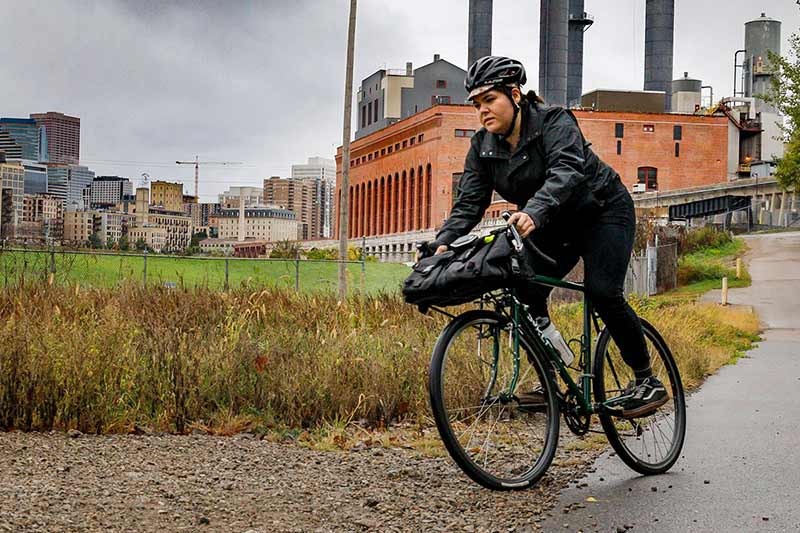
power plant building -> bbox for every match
[355,55,468,140]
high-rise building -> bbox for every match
[291,157,336,238]
[30,112,80,165]
[0,118,48,161]
[150,180,183,212]
[218,186,264,208]
[47,165,95,210]
[263,176,323,240]
[89,176,134,207]
[186,202,220,229]
[0,159,25,237]
[21,161,48,194]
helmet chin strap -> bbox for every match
[499,86,520,140]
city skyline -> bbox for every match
[2,0,798,202]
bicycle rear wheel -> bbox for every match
[429,309,560,490]
[593,318,686,475]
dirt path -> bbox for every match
[0,429,604,532]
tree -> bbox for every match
[106,237,116,250]
[88,232,102,249]
[135,238,147,251]
[762,32,800,189]
[119,235,129,251]
[269,239,302,259]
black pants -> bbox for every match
[518,178,651,378]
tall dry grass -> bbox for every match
[0,282,759,434]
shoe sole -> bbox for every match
[617,395,670,419]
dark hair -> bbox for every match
[522,90,544,104]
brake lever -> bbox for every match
[500,211,557,267]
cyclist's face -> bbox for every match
[472,88,519,134]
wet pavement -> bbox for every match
[542,231,800,532]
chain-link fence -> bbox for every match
[0,247,410,294]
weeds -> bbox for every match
[0,280,759,435]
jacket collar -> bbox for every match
[478,101,544,159]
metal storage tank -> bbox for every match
[468,0,493,69]
[744,13,781,109]
[671,72,702,113]
[539,0,569,106]
[567,0,593,107]
[644,0,675,111]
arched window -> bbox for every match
[379,176,385,235]
[637,167,658,191]
[394,173,400,233]
[409,168,416,231]
[401,170,408,231]
[426,163,432,228]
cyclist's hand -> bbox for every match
[414,244,448,263]
[507,212,535,238]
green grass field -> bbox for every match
[0,250,411,294]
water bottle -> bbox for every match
[535,317,575,366]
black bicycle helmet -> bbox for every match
[465,56,527,100]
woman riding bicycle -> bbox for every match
[428,55,667,418]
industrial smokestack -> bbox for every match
[468,0,493,68]
[644,0,675,111]
[567,0,593,107]
[238,195,245,242]
[539,0,569,107]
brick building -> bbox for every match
[336,104,738,252]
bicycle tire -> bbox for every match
[429,309,560,490]
[593,318,686,475]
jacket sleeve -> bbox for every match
[433,135,493,247]
[521,107,587,229]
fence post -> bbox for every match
[295,252,300,292]
[49,250,56,275]
[721,277,729,306]
[143,249,148,286]
[224,257,229,290]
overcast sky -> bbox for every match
[1,0,798,202]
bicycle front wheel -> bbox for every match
[428,309,560,490]
[593,318,686,475]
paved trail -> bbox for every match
[543,231,800,532]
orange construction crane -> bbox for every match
[175,156,241,201]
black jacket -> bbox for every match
[434,99,619,247]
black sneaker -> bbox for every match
[605,376,669,418]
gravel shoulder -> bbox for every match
[0,429,605,533]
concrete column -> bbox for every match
[237,195,245,242]
[778,190,787,227]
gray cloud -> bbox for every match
[1,0,797,201]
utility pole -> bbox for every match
[338,0,357,300]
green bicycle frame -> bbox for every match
[506,273,597,414]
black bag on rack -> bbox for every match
[402,227,533,309]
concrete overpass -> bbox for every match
[633,176,797,226]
